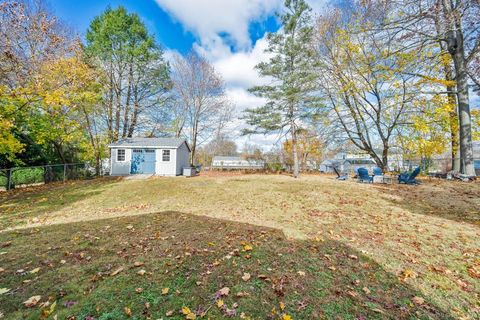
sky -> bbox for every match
[48,0,327,150]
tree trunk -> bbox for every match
[122,62,133,138]
[444,1,476,176]
[446,84,461,172]
[449,40,475,175]
[291,123,299,178]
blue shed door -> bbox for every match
[143,149,156,173]
[130,149,156,174]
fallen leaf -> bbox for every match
[29,267,40,274]
[236,291,249,297]
[467,265,480,279]
[133,261,144,267]
[279,301,285,311]
[242,272,251,281]
[412,296,425,305]
[137,269,146,276]
[135,288,143,293]
[162,287,169,295]
[186,313,196,320]
[362,287,371,294]
[23,295,42,308]
[219,287,230,296]
[0,288,10,295]
[243,244,253,251]
[182,307,192,315]
[399,268,417,281]
[110,267,124,276]
[166,310,174,316]
[297,271,306,276]
[124,306,132,317]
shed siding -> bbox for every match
[110,148,132,175]
[176,142,190,175]
[155,148,177,176]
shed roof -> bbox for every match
[108,137,189,150]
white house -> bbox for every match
[211,156,265,169]
[108,138,191,176]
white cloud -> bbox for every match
[155,0,327,148]
[154,0,282,49]
[213,36,271,89]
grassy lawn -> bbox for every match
[0,173,479,319]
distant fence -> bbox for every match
[0,163,104,191]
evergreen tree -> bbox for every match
[243,0,322,178]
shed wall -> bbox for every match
[155,148,177,176]
[110,148,132,175]
[176,142,190,175]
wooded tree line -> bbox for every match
[0,1,229,171]
[245,0,480,177]
[1,0,479,177]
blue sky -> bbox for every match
[48,0,279,54]
[47,0,327,148]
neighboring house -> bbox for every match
[320,152,377,174]
[109,138,190,176]
[212,156,265,169]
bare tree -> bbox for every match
[375,0,480,175]
[314,10,417,170]
[170,51,232,166]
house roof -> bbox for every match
[108,138,189,150]
[212,156,264,162]
[213,156,242,161]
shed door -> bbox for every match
[143,149,156,173]
[130,149,156,174]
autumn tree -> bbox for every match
[0,0,100,169]
[0,0,69,165]
[86,6,170,141]
[314,9,423,170]
[283,129,323,170]
[376,0,480,175]
[243,0,322,178]
[170,52,232,166]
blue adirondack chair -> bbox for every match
[373,167,383,176]
[357,167,373,183]
[398,167,421,185]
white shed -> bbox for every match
[108,138,191,176]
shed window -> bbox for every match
[162,150,170,161]
[117,149,126,161]
[145,149,155,153]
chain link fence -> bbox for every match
[0,163,104,191]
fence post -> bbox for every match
[63,164,67,183]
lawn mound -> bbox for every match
[0,211,448,319]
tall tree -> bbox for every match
[314,9,419,170]
[0,0,94,168]
[170,52,231,166]
[378,0,480,175]
[85,6,170,141]
[243,0,322,178]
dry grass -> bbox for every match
[1,173,479,318]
